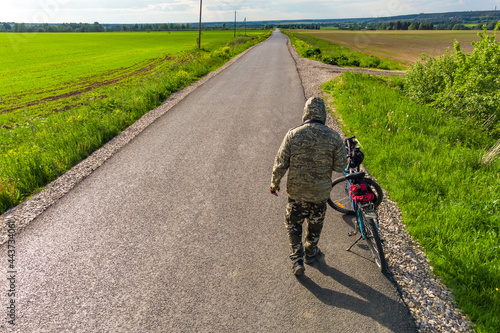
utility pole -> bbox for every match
[198,0,202,48]
[234,11,236,37]
[244,17,247,36]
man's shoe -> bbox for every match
[305,248,324,265]
[292,261,305,276]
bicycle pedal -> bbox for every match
[348,231,358,237]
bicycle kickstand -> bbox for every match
[346,235,363,252]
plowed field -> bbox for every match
[297,30,482,64]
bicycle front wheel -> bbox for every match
[362,214,388,274]
[328,176,355,215]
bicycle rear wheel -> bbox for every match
[362,178,384,208]
[328,176,355,215]
[362,212,388,274]
[328,176,384,214]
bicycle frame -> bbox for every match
[347,201,378,251]
[342,170,374,244]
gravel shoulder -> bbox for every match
[286,38,473,332]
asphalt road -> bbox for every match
[1,30,416,332]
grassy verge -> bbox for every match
[323,72,499,332]
[283,30,405,70]
[0,31,271,214]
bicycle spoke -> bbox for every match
[361,209,388,274]
[328,177,355,214]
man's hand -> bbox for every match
[270,188,279,197]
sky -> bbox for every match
[1,0,498,24]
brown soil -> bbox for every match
[297,30,481,65]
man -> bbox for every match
[270,97,347,276]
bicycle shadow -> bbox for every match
[296,261,417,332]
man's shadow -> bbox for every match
[297,216,417,332]
[297,261,416,332]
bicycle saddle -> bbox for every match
[345,172,365,180]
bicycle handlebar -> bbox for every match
[344,136,357,154]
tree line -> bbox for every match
[2,13,499,33]
[278,20,499,31]
[0,22,221,33]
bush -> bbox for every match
[305,47,321,57]
[212,46,232,60]
[404,22,500,138]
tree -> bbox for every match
[90,22,103,32]
[452,24,468,30]
[408,22,420,30]
[13,23,27,32]
[487,21,498,30]
[420,22,434,30]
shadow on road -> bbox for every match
[297,261,417,332]
[338,212,383,266]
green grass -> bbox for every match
[0,30,271,214]
[283,30,405,70]
[0,31,266,125]
[323,72,500,333]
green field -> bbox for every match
[0,30,270,213]
[0,31,265,126]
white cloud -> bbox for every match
[0,0,496,23]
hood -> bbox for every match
[302,97,326,123]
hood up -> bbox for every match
[302,97,326,123]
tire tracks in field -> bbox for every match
[0,56,174,115]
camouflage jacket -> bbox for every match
[270,97,347,203]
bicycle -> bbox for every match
[328,136,388,274]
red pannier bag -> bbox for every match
[350,183,375,203]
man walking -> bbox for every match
[270,97,347,276]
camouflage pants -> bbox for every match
[284,199,327,263]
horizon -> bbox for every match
[1,1,498,25]
[2,8,499,26]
